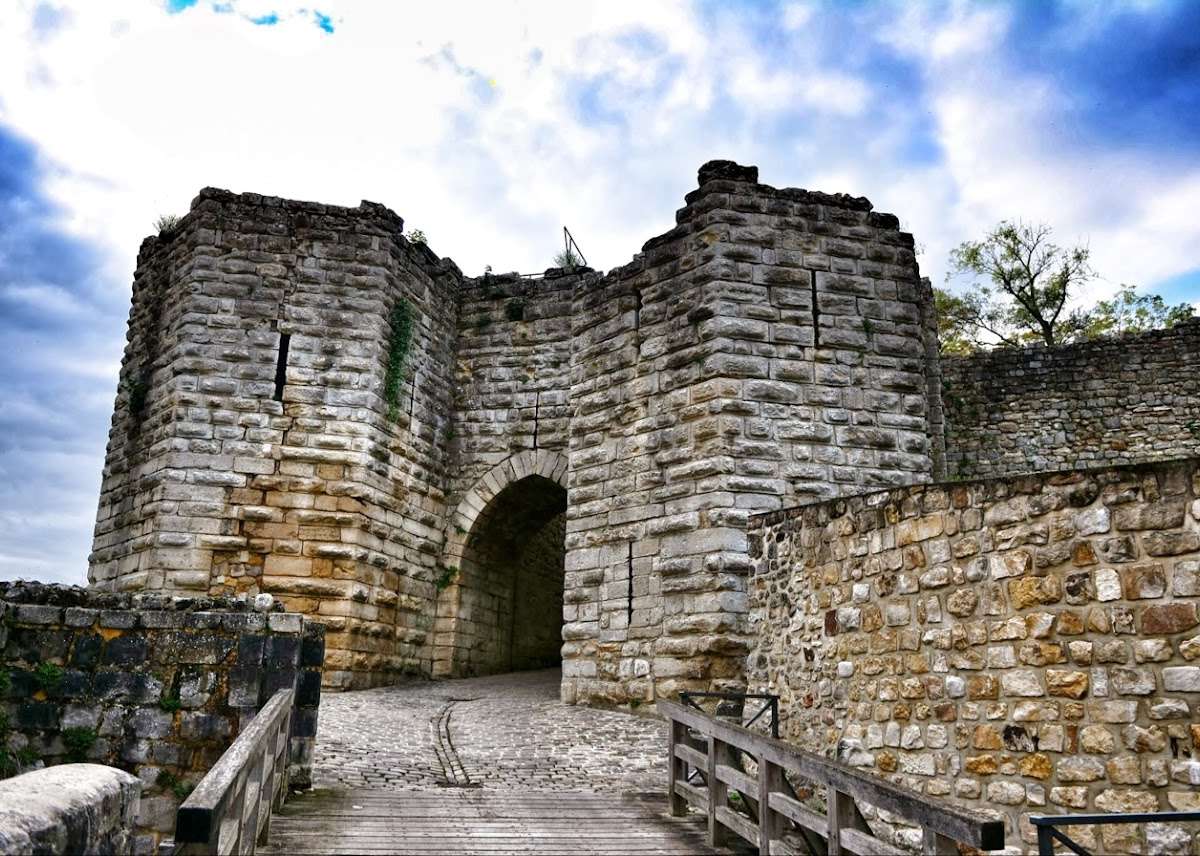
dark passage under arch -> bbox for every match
[443,474,568,676]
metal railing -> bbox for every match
[1032,811,1200,855]
[172,688,294,855]
[679,690,780,739]
[661,699,1005,855]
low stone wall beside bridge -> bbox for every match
[0,764,141,854]
[747,458,1200,853]
[0,583,324,853]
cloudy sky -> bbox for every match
[1,0,1198,586]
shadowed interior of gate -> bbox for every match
[441,474,568,676]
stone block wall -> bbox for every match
[747,459,1200,853]
[0,583,323,853]
[89,190,462,690]
[559,161,941,706]
[433,272,575,677]
[942,320,1200,480]
[91,160,944,701]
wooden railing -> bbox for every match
[172,689,294,855]
[660,700,1005,855]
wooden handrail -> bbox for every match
[660,699,1005,855]
[174,689,295,855]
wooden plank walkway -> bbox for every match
[262,788,730,855]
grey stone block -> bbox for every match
[14,605,63,625]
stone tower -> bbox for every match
[90,161,942,699]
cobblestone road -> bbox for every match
[313,668,667,793]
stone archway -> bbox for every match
[433,451,569,678]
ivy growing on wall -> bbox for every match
[384,298,415,421]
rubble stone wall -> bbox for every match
[942,321,1200,480]
[747,459,1200,853]
[0,584,324,853]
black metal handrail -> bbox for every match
[1031,811,1200,855]
[679,691,780,739]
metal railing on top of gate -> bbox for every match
[1031,811,1200,855]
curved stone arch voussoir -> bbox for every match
[443,450,568,563]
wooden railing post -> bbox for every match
[667,718,687,817]
[175,689,296,856]
[758,757,785,855]
[657,700,1004,855]
[827,788,853,856]
[923,826,957,855]
[707,736,729,848]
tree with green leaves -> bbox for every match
[1073,284,1194,340]
[945,220,1092,348]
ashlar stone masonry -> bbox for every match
[90,161,943,700]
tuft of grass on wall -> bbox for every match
[33,662,63,693]
[154,214,182,234]
[62,727,98,763]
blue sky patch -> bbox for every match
[314,11,334,33]
[165,0,198,13]
[0,123,126,583]
[250,12,279,26]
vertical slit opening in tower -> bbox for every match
[453,474,568,676]
[273,332,291,402]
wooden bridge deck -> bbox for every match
[261,788,729,855]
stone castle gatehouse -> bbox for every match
[89,160,1200,708]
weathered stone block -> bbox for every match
[1162,666,1200,692]
[1141,603,1198,634]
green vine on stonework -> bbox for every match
[384,299,415,421]
[434,564,459,591]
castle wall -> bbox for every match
[92,161,943,700]
[447,273,576,499]
[942,321,1200,479]
[560,162,941,705]
[432,273,575,676]
[0,583,324,852]
[747,459,1200,853]
[89,190,464,690]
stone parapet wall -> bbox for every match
[942,321,1200,480]
[0,583,323,853]
[0,764,141,855]
[747,459,1200,854]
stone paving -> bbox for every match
[312,668,667,792]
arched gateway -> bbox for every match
[88,161,943,701]
[434,450,569,677]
